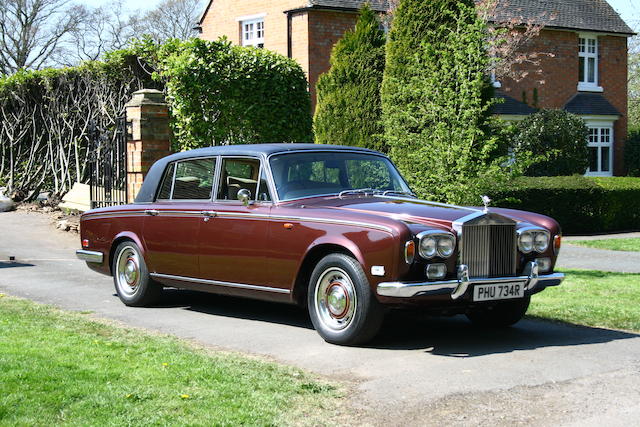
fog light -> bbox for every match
[426,263,447,280]
[536,257,552,273]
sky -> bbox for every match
[79,0,638,30]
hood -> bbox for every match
[289,195,559,233]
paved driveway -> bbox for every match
[1,210,639,425]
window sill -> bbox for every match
[577,83,604,93]
[585,171,613,177]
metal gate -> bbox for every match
[88,114,129,209]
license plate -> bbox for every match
[473,282,524,302]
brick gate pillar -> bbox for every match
[125,89,172,203]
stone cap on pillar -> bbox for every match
[125,89,167,107]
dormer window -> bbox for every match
[578,34,603,92]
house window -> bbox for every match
[586,126,613,176]
[242,18,264,48]
[578,35,602,92]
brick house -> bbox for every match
[197,0,634,176]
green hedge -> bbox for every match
[486,176,640,234]
[150,38,313,150]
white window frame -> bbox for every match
[584,119,614,177]
[578,33,603,92]
[240,16,265,48]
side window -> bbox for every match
[217,158,260,201]
[172,158,216,200]
[157,162,175,200]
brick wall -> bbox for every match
[500,29,629,175]
[199,1,360,111]
[199,0,302,58]
[600,35,629,175]
[307,10,359,110]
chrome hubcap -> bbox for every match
[116,246,140,297]
[315,267,356,331]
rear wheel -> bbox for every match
[466,296,531,327]
[112,241,161,307]
[308,254,384,345]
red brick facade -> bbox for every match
[500,29,629,175]
[199,2,630,175]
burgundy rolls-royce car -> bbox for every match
[77,144,564,345]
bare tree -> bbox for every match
[0,0,85,74]
[60,1,139,64]
[136,0,204,42]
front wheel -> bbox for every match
[308,254,384,346]
[466,296,531,327]
[112,241,162,307]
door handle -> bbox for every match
[144,209,159,216]
[201,211,217,222]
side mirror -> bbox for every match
[237,188,252,206]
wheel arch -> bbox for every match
[292,242,362,306]
[109,232,146,276]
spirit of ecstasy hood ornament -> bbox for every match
[481,195,491,213]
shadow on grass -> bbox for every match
[141,288,639,357]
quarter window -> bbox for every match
[242,18,264,48]
[578,35,600,91]
[586,126,613,176]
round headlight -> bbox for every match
[534,232,549,252]
[419,236,438,258]
[518,231,534,253]
[437,236,455,258]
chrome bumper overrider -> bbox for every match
[377,261,565,299]
[76,249,104,264]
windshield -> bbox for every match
[269,151,413,201]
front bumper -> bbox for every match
[377,262,564,299]
[76,249,104,264]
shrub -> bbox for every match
[381,0,507,205]
[511,109,589,176]
[314,4,386,151]
[486,176,640,234]
[626,129,640,177]
[149,38,312,150]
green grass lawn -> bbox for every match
[529,269,640,332]
[0,295,340,426]
[568,238,640,252]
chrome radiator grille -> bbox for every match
[461,222,516,278]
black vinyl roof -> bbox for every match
[134,143,379,203]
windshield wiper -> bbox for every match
[338,188,379,198]
[381,190,417,198]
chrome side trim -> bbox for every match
[377,270,565,299]
[76,250,104,263]
[82,209,393,233]
[150,273,291,294]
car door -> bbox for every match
[198,157,273,288]
[142,157,216,278]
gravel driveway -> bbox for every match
[1,210,639,425]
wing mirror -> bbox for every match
[237,188,252,206]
